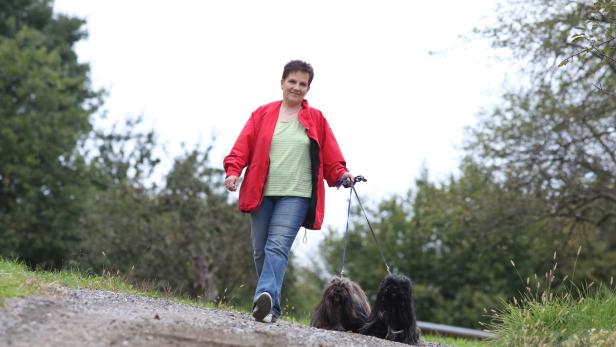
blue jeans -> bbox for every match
[251,196,309,318]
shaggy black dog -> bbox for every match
[359,273,420,344]
[310,276,371,332]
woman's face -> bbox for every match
[281,71,310,106]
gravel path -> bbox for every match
[0,285,451,347]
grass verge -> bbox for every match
[488,285,616,346]
[0,258,141,306]
[1,258,484,346]
[426,335,487,346]
[0,258,268,317]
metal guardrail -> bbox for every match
[417,321,496,340]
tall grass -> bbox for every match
[0,259,38,303]
[486,250,616,347]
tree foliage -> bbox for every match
[75,121,257,306]
[0,0,101,268]
[321,164,564,328]
[0,1,275,311]
[468,0,616,282]
[10,0,615,327]
[320,0,616,328]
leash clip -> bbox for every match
[353,175,367,184]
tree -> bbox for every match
[76,126,257,306]
[320,162,584,328]
[558,0,616,70]
[468,0,616,283]
[281,259,326,318]
[156,145,255,302]
[0,2,302,313]
[318,0,616,328]
[0,0,101,268]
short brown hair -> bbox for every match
[282,60,314,85]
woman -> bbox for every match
[223,60,353,323]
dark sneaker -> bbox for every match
[252,292,272,322]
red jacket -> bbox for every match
[224,99,348,230]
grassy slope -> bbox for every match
[0,258,225,310]
[0,258,479,345]
[0,258,140,304]
[487,285,616,346]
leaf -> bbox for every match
[558,59,570,67]
[571,34,586,43]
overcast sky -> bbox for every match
[53,0,508,267]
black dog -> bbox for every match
[360,273,420,344]
[310,276,371,332]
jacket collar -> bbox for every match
[273,99,311,127]
[276,99,309,109]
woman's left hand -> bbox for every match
[340,172,355,188]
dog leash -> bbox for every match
[339,176,356,277]
[338,175,391,277]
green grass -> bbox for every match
[0,258,494,346]
[0,258,141,305]
[0,258,229,309]
[487,284,616,347]
[0,258,258,317]
[0,258,493,346]
[1,258,485,345]
[424,335,487,346]
[0,259,38,302]
[6,257,614,346]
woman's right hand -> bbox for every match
[224,175,240,192]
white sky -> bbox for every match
[53,0,508,267]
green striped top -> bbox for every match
[264,117,312,197]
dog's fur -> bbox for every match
[310,276,371,332]
[359,273,420,344]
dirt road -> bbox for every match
[0,286,450,347]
